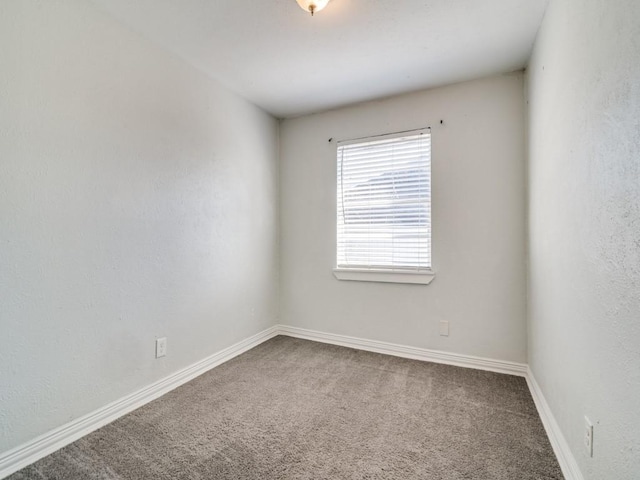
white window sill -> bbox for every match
[332,268,435,285]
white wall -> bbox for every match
[527,0,640,478]
[280,74,527,363]
[0,0,278,453]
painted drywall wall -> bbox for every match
[526,0,640,478]
[280,74,527,363]
[0,0,278,453]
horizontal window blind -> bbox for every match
[337,129,431,271]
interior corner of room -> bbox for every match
[1,0,638,479]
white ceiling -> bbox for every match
[90,0,549,118]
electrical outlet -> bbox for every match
[439,320,449,336]
[584,416,593,457]
[156,337,167,358]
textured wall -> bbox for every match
[527,0,640,477]
[280,74,528,363]
[0,1,278,453]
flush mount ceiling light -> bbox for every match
[295,0,330,16]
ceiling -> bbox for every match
[90,0,549,118]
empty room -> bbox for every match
[1,0,638,479]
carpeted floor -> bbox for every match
[8,336,563,479]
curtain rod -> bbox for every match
[328,121,442,144]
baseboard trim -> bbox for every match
[0,324,582,480]
[276,324,528,377]
[0,325,279,479]
[525,367,584,480]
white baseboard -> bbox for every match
[276,324,528,377]
[0,324,582,480]
[0,325,279,479]
[526,367,584,480]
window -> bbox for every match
[334,128,434,284]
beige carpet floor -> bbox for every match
[8,336,563,479]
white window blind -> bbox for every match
[336,129,431,272]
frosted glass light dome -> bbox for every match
[295,0,330,16]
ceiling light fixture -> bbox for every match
[295,0,330,16]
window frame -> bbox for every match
[333,128,435,285]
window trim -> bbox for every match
[333,268,435,285]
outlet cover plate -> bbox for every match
[584,416,593,457]
[439,321,449,336]
[156,337,167,358]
